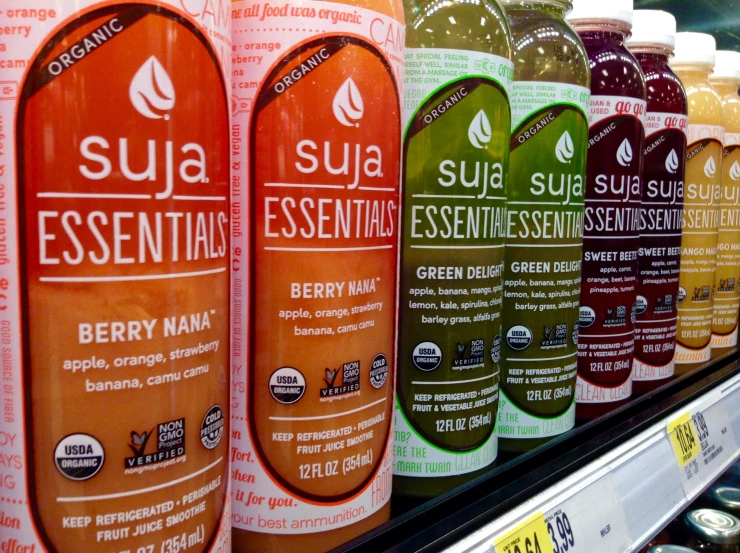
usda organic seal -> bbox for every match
[506,325,532,351]
[54,433,105,481]
[412,341,442,371]
[269,367,306,404]
[579,306,596,328]
[635,295,648,315]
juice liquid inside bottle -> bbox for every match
[627,10,688,394]
[709,51,740,357]
[230,0,403,550]
[497,0,590,452]
[2,3,232,552]
[670,33,724,374]
[567,0,647,419]
[393,0,513,497]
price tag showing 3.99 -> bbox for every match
[494,512,555,553]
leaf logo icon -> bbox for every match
[468,110,492,149]
[665,149,679,174]
[704,156,716,178]
[616,138,633,167]
[332,78,364,127]
[730,161,740,181]
[555,131,574,163]
[129,56,175,120]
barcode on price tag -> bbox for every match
[494,512,555,553]
[667,412,701,467]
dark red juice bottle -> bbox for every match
[627,11,688,394]
[567,0,647,419]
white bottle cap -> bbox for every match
[567,0,633,27]
[711,50,740,82]
[672,32,716,68]
[627,10,676,50]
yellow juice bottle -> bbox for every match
[671,33,725,373]
[710,50,740,356]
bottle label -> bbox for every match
[393,48,512,477]
[676,124,724,364]
[576,95,646,404]
[711,131,740,349]
[633,113,687,381]
[232,0,402,533]
[498,82,589,439]
[1,2,232,552]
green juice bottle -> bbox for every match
[393,0,514,496]
[498,0,590,451]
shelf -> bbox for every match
[334,350,740,553]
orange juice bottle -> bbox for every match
[230,0,403,551]
[710,50,740,356]
[670,33,724,373]
[0,2,232,553]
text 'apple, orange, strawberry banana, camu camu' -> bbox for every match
[0,2,232,553]
[231,0,403,550]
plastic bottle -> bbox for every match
[626,10,688,393]
[670,33,724,374]
[393,0,513,496]
[0,3,232,552]
[230,0,403,550]
[567,0,647,418]
[709,51,740,356]
[496,0,589,451]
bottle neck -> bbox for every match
[709,79,740,96]
[501,0,570,18]
[629,46,673,62]
[671,64,713,82]
[570,23,630,47]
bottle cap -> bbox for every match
[710,486,740,514]
[627,10,676,50]
[648,547,699,553]
[685,509,740,545]
[672,32,716,68]
[711,51,740,82]
[566,0,633,27]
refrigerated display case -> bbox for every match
[328,1,740,551]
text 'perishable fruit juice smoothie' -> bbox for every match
[231,0,403,550]
[670,33,724,373]
[0,2,233,552]
[626,10,687,393]
[567,0,647,418]
[710,51,740,356]
[497,0,589,451]
[393,0,512,496]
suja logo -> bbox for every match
[332,77,364,127]
[617,138,633,167]
[665,149,679,174]
[730,161,740,181]
[468,110,492,149]
[704,156,717,178]
[129,56,175,120]
[555,131,574,164]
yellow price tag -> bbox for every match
[667,412,701,467]
[494,512,555,553]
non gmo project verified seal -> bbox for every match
[125,418,186,469]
